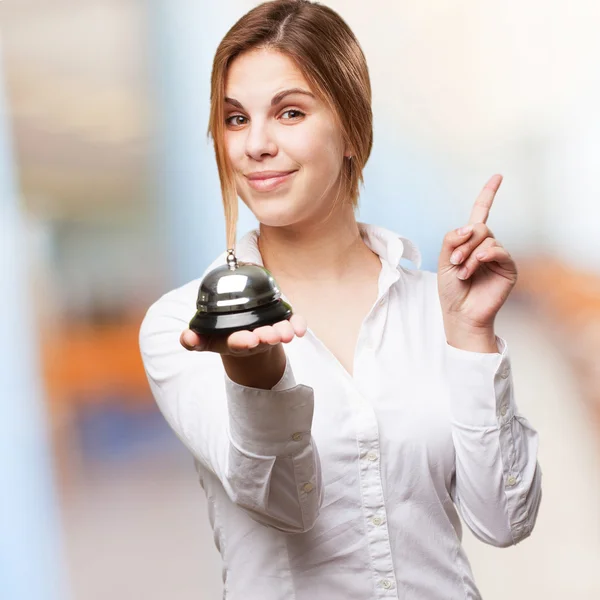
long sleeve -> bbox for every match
[138,284,323,533]
[444,336,542,547]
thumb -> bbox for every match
[439,225,474,270]
[180,329,207,351]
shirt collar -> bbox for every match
[233,221,422,271]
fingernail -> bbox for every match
[457,225,473,235]
[450,251,463,265]
[193,344,206,351]
[457,267,469,280]
[476,251,487,260]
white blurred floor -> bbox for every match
[59,301,600,600]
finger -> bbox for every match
[468,174,503,225]
[227,329,261,353]
[449,223,494,266]
[289,313,308,337]
[180,329,203,351]
[253,325,282,346]
[475,245,517,273]
[438,225,475,268]
[272,319,295,343]
[457,237,497,280]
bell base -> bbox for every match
[189,300,293,336]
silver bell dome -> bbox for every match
[189,249,293,336]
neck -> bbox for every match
[257,203,374,283]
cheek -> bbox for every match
[224,133,245,168]
[285,127,343,180]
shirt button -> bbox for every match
[292,432,303,441]
[366,451,378,462]
[507,475,517,486]
[302,482,314,493]
[380,579,392,589]
[500,405,508,417]
[371,516,383,526]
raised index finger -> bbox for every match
[468,174,503,225]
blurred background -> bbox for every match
[1,0,599,598]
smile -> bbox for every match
[245,170,297,192]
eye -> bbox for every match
[225,115,248,127]
[280,109,305,121]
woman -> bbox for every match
[139,1,542,598]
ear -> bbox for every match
[343,139,354,159]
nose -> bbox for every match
[244,119,277,161]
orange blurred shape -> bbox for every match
[519,257,600,433]
[41,314,151,412]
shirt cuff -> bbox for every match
[225,360,314,457]
[444,335,514,428]
[271,354,297,390]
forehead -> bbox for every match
[225,48,312,101]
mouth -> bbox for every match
[244,170,297,192]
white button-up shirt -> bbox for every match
[139,222,542,600]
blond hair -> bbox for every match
[208,0,373,249]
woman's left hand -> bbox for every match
[437,174,518,350]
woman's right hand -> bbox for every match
[179,314,308,357]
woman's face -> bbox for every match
[223,48,348,228]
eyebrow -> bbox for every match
[224,88,315,110]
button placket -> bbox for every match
[348,295,398,597]
[351,391,397,598]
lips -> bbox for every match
[245,170,297,192]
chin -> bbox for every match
[251,206,302,228]
[241,192,303,228]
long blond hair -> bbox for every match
[208,0,373,249]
